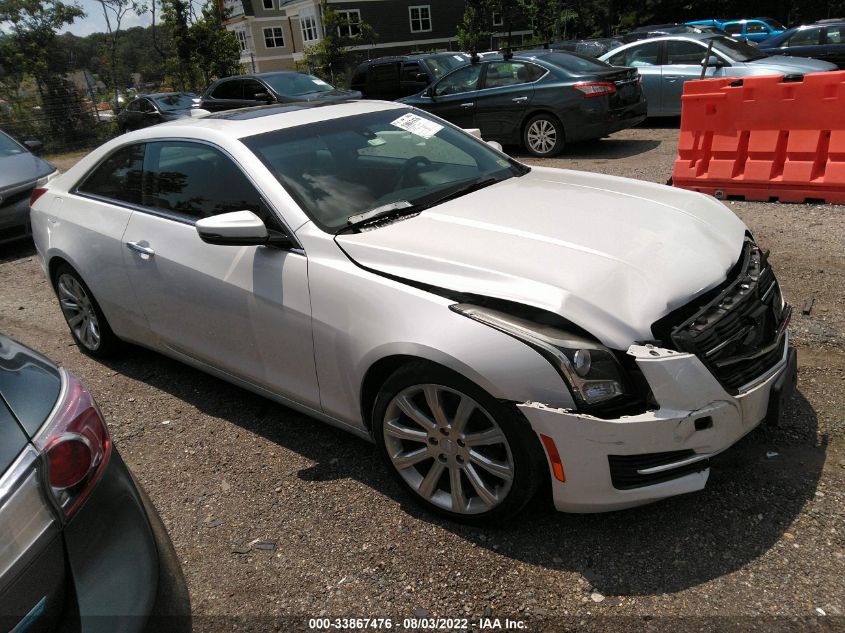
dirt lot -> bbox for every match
[2,125,844,632]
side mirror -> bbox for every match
[422,87,434,98]
[196,210,291,247]
[701,55,723,67]
[416,72,431,83]
[24,140,43,154]
[253,92,272,102]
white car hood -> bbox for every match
[336,167,747,349]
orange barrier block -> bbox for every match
[671,71,845,204]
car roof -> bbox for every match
[130,100,406,140]
[360,52,469,65]
[140,92,195,99]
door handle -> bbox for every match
[460,102,474,108]
[512,96,528,103]
[125,241,155,258]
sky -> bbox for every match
[60,0,203,37]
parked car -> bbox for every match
[622,23,734,43]
[600,34,837,116]
[758,21,845,68]
[118,92,208,133]
[29,101,796,521]
[200,72,361,112]
[399,51,647,156]
[351,53,472,100]
[550,38,624,57]
[0,130,58,244]
[687,18,786,42]
[0,335,190,631]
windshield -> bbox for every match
[0,132,25,157]
[152,93,198,111]
[425,54,471,79]
[262,73,335,96]
[243,108,524,233]
[760,18,786,30]
[710,36,769,61]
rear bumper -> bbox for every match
[519,336,796,513]
[65,449,191,633]
[566,98,647,142]
[0,197,32,244]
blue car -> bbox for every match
[687,18,786,42]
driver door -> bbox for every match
[424,64,483,129]
[121,140,319,408]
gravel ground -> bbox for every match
[2,124,844,633]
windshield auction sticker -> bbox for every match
[390,113,443,139]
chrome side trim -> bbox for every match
[637,452,711,475]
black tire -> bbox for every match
[52,263,123,358]
[523,113,565,157]
[372,361,545,523]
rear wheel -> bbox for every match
[373,362,543,522]
[53,264,122,357]
[523,114,564,157]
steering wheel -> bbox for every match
[393,156,433,191]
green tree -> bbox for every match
[303,1,378,83]
[456,0,493,54]
[190,0,241,88]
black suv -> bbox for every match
[350,52,471,100]
[201,72,361,112]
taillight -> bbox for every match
[573,82,617,98]
[29,187,48,207]
[35,370,111,518]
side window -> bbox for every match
[665,40,707,65]
[608,42,660,67]
[434,64,482,96]
[401,62,423,82]
[788,28,821,46]
[483,62,543,88]
[77,144,145,205]
[242,79,267,99]
[212,80,242,100]
[724,23,742,35]
[371,63,400,85]
[139,99,155,113]
[143,141,260,220]
[745,22,768,35]
[827,27,843,43]
[126,99,141,112]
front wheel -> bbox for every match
[373,362,544,522]
[523,114,564,157]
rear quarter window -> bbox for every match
[77,144,145,205]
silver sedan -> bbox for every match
[600,33,837,116]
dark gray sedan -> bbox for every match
[200,72,361,112]
[0,131,57,244]
[399,51,647,157]
[0,335,190,632]
[117,92,207,134]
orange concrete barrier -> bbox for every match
[671,71,845,204]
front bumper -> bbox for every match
[519,335,796,513]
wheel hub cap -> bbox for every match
[383,384,514,515]
[57,274,101,350]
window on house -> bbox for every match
[301,15,318,42]
[337,9,361,37]
[492,11,503,27]
[409,5,432,33]
[235,30,248,51]
[263,26,285,48]
[262,0,273,9]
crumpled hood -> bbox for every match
[0,152,55,191]
[336,167,747,349]
[746,55,837,73]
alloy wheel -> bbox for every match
[526,118,557,155]
[57,274,101,351]
[382,384,514,515]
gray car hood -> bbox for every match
[746,55,837,73]
[336,167,747,349]
[0,152,55,191]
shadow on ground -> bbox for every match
[0,240,35,265]
[103,345,823,598]
[510,138,661,161]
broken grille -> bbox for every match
[654,239,790,393]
